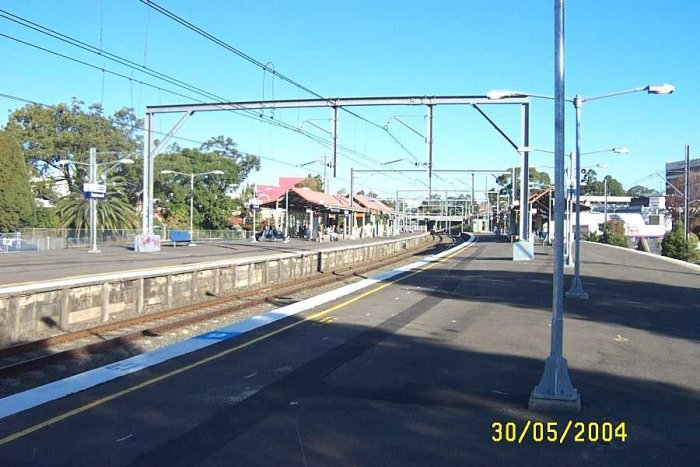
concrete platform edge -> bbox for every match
[0,235,476,421]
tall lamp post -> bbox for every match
[58,148,134,253]
[489,82,673,298]
[490,62,673,414]
[160,169,225,244]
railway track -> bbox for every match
[0,234,454,383]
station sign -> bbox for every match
[83,183,107,200]
[249,198,262,211]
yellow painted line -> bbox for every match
[0,240,474,447]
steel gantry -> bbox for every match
[139,95,530,252]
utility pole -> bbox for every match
[684,144,690,257]
[89,147,99,253]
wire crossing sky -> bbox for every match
[0,0,697,198]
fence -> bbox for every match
[2,228,250,252]
[2,224,424,253]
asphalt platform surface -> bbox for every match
[0,235,697,466]
[0,233,424,287]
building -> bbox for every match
[666,157,700,233]
[258,187,400,240]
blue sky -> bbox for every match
[1,0,698,201]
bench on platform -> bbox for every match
[169,230,193,246]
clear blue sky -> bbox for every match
[1,0,698,201]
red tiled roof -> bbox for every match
[292,187,353,208]
[255,177,304,202]
[353,194,394,213]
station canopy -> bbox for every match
[261,188,395,215]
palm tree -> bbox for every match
[56,174,139,231]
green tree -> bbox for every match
[583,171,625,196]
[154,146,246,230]
[295,174,323,192]
[27,207,61,228]
[4,99,141,193]
[0,132,34,231]
[495,167,551,195]
[55,173,139,230]
[626,185,656,197]
[661,221,699,263]
[599,220,628,247]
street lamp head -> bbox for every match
[160,170,175,175]
[596,163,610,169]
[211,170,225,175]
[612,147,630,154]
[645,83,675,94]
[118,158,135,165]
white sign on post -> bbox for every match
[249,198,262,211]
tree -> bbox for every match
[0,132,34,231]
[583,171,625,196]
[626,185,657,197]
[154,146,247,230]
[4,99,143,229]
[599,220,628,247]
[336,187,348,196]
[367,191,379,198]
[661,221,699,263]
[54,173,139,230]
[4,99,141,193]
[295,174,323,192]
[495,167,551,195]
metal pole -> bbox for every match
[89,147,99,253]
[332,106,338,178]
[521,103,530,241]
[548,185,553,244]
[684,144,690,258]
[323,154,328,194]
[395,191,400,235]
[471,173,475,215]
[530,0,580,411]
[485,175,490,232]
[567,97,588,298]
[252,209,257,242]
[604,178,608,224]
[189,173,194,242]
[349,168,354,208]
[285,189,289,242]
[426,104,434,198]
[565,152,574,267]
[141,114,151,234]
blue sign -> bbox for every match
[196,331,240,340]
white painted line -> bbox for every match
[0,235,475,420]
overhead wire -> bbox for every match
[0,9,421,189]
[136,0,420,173]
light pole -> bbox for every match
[491,5,673,407]
[58,148,134,253]
[604,177,609,224]
[160,169,225,243]
[493,81,672,295]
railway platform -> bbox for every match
[0,235,697,465]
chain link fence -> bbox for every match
[0,227,250,252]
